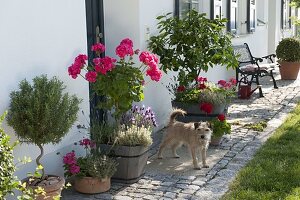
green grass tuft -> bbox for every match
[222,103,300,200]
[244,120,268,132]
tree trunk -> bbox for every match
[36,144,45,178]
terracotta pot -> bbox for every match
[210,137,222,146]
[74,177,111,194]
[22,175,65,200]
[279,61,300,80]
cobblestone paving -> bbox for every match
[62,75,300,200]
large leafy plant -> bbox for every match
[149,10,238,86]
[7,75,81,178]
[276,37,300,62]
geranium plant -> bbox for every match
[63,138,117,179]
[68,38,162,121]
[171,77,237,114]
[210,114,231,138]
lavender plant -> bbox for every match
[121,105,157,128]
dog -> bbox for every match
[158,108,212,170]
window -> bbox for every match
[227,0,238,34]
[175,0,199,18]
[281,0,291,29]
[211,0,222,19]
[247,0,256,32]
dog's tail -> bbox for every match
[168,108,186,126]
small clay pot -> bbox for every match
[74,177,111,194]
[22,175,65,200]
[210,137,222,146]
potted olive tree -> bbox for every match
[7,75,81,199]
[276,37,300,80]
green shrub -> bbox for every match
[0,112,19,199]
[276,37,300,62]
[7,75,81,177]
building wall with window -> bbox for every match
[0,0,89,179]
[0,0,297,181]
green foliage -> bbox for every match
[0,112,44,200]
[76,155,117,179]
[291,0,300,8]
[149,10,238,86]
[7,75,81,146]
[244,120,267,132]
[92,60,144,121]
[210,118,231,138]
[0,112,19,199]
[222,103,300,200]
[276,38,300,62]
[7,75,81,177]
[91,122,118,145]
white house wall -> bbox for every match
[0,0,89,179]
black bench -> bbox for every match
[233,43,278,97]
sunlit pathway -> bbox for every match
[62,72,300,200]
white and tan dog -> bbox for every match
[158,109,212,169]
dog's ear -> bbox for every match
[194,122,200,130]
[207,121,212,129]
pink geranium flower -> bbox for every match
[91,43,105,53]
[69,164,80,175]
[85,71,97,83]
[74,54,88,67]
[146,67,162,82]
[120,38,133,47]
[63,152,77,165]
[68,64,81,79]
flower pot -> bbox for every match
[171,101,227,122]
[99,144,148,184]
[210,137,223,146]
[74,177,110,194]
[22,175,65,200]
[279,61,300,80]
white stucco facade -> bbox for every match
[0,0,295,179]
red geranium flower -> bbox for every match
[217,114,226,121]
[177,85,186,92]
[199,102,213,114]
[199,83,206,90]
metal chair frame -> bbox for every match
[233,43,278,97]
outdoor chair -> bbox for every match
[233,43,278,97]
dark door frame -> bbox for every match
[85,0,106,127]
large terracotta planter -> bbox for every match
[22,175,65,200]
[171,101,227,122]
[100,144,148,184]
[74,177,110,194]
[279,61,300,80]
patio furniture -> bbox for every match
[233,43,278,97]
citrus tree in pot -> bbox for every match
[149,10,238,117]
[276,37,300,80]
[7,75,81,199]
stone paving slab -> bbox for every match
[62,74,300,200]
